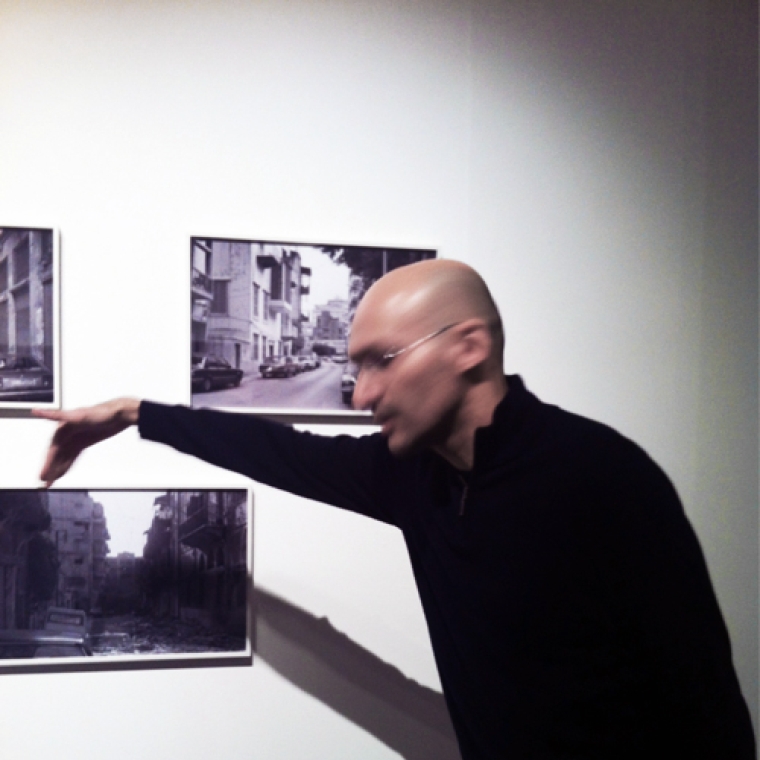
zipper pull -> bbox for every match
[458,480,469,517]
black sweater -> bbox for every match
[139,376,754,759]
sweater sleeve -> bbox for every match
[602,439,755,758]
[138,400,398,526]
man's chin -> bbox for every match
[384,414,458,460]
[384,430,423,459]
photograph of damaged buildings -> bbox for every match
[0,489,249,664]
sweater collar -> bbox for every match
[424,375,539,478]
[469,374,536,474]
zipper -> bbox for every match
[457,473,469,517]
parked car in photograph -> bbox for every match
[296,355,319,372]
[0,355,54,402]
[332,353,349,364]
[192,355,243,393]
[44,606,88,636]
[260,355,297,378]
[341,363,358,406]
[0,629,92,660]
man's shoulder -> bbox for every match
[526,392,660,477]
[543,402,629,445]
[487,376,651,468]
[503,376,632,443]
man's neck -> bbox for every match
[433,375,508,471]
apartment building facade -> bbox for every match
[191,238,309,373]
[143,491,247,634]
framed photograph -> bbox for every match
[0,226,59,410]
[190,238,436,415]
[0,489,251,671]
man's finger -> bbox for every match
[32,408,66,421]
[39,446,60,484]
[39,440,77,486]
[33,407,89,424]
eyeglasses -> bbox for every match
[354,322,460,375]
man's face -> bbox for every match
[349,308,464,458]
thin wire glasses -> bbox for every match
[354,322,460,375]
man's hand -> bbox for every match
[32,398,141,487]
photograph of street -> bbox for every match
[0,489,250,669]
[0,227,57,408]
[190,238,436,413]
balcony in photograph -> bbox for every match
[268,298,292,316]
[300,266,311,295]
[281,323,300,339]
[192,267,213,299]
[179,502,225,553]
[256,250,282,268]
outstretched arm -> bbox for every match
[32,398,141,487]
[35,398,395,526]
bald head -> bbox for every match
[353,259,504,366]
[349,260,507,467]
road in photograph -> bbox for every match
[192,358,348,411]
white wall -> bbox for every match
[0,1,755,758]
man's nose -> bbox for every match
[351,369,380,411]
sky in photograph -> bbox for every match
[90,490,164,557]
[295,246,351,319]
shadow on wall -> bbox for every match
[0,581,460,759]
[254,586,462,760]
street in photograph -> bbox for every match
[190,239,435,413]
[0,227,57,408]
[0,489,249,668]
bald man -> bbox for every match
[34,261,754,759]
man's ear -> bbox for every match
[452,319,492,375]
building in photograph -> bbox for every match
[0,492,55,630]
[101,552,142,615]
[251,242,310,365]
[191,238,214,355]
[0,228,55,369]
[143,491,247,634]
[312,298,350,355]
[46,492,110,613]
[191,239,310,373]
[142,493,176,617]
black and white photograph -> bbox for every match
[190,238,436,414]
[0,227,59,409]
[0,489,250,669]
